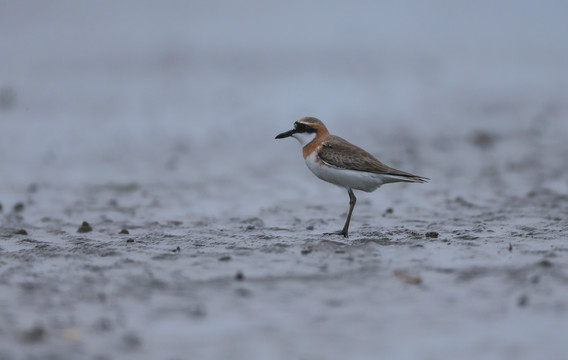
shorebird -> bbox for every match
[275,117,428,237]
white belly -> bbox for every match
[305,152,385,192]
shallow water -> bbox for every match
[1,1,568,359]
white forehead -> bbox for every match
[291,132,316,146]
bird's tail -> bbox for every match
[381,174,429,184]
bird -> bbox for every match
[275,117,428,237]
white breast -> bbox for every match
[304,152,385,192]
[291,132,316,146]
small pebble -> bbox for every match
[235,271,245,281]
[306,225,314,230]
[394,270,422,285]
[538,259,553,268]
[13,202,25,212]
[14,229,28,235]
[471,130,498,149]
[77,221,93,233]
[122,332,141,349]
[425,231,439,238]
[219,255,231,261]
[126,238,134,243]
[119,229,129,234]
[301,246,313,255]
[517,294,529,307]
[19,326,45,343]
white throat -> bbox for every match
[292,132,317,146]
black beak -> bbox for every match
[275,129,295,139]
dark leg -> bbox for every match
[324,188,357,238]
[339,188,356,237]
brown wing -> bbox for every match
[318,135,428,182]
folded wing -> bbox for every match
[318,135,428,183]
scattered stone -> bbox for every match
[126,238,134,243]
[14,229,28,235]
[0,202,3,212]
[383,208,394,216]
[235,288,252,297]
[219,255,231,261]
[301,246,313,255]
[245,225,255,230]
[235,271,245,281]
[168,220,183,226]
[241,217,264,228]
[77,221,93,233]
[19,326,45,343]
[454,196,477,208]
[394,270,422,285]
[538,259,553,268]
[122,332,141,349]
[306,225,314,230]
[425,231,439,238]
[119,229,129,234]
[517,294,529,307]
[13,202,25,212]
[470,130,498,149]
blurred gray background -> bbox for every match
[1,0,567,198]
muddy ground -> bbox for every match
[1,1,568,359]
[1,178,568,360]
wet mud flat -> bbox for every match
[1,182,567,360]
[2,1,568,358]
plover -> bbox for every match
[275,117,428,237]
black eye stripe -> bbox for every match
[294,123,316,133]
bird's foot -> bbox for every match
[323,230,349,238]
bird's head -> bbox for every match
[275,117,329,146]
